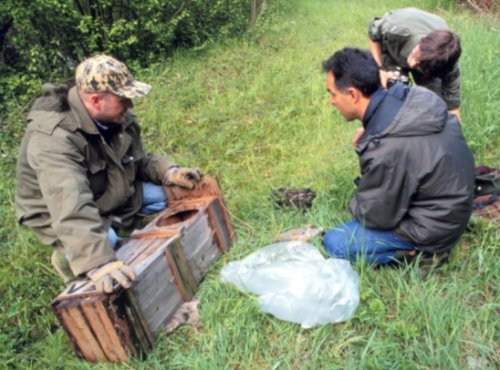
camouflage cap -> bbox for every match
[75,55,151,99]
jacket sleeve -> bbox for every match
[440,64,461,110]
[368,17,383,41]
[27,130,116,276]
[349,153,417,229]
[139,152,176,184]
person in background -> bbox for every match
[15,55,202,292]
[322,47,474,266]
[368,7,462,119]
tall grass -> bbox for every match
[1,0,498,368]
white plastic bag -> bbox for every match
[220,241,360,328]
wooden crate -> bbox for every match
[52,176,235,363]
[52,236,194,362]
[52,287,151,362]
[131,196,233,283]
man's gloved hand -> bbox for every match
[163,167,203,190]
[87,260,137,293]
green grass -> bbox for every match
[1,0,499,368]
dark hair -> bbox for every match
[322,47,380,97]
[418,30,461,77]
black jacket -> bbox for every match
[350,84,474,254]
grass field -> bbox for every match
[1,0,499,368]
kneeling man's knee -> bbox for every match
[323,229,347,258]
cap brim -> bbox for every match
[116,80,152,99]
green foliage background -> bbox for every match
[1,0,499,368]
[0,0,277,116]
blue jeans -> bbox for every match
[323,220,416,265]
[108,182,167,248]
[141,182,168,215]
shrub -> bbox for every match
[0,0,290,117]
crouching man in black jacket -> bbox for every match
[322,47,474,265]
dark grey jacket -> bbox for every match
[350,86,474,254]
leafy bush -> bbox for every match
[0,0,292,116]
[428,0,500,13]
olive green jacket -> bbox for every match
[15,85,175,276]
[368,7,461,110]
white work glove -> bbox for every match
[87,260,137,293]
[162,167,203,190]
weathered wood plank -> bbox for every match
[128,237,169,276]
[58,303,106,362]
[165,237,197,301]
[116,237,157,265]
[185,232,221,283]
[138,282,183,330]
[81,297,129,362]
[207,199,232,251]
[132,254,176,311]
[124,290,155,352]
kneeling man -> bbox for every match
[322,47,474,265]
[15,55,202,291]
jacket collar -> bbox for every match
[362,88,386,128]
[67,86,100,135]
[356,84,409,154]
[355,85,447,155]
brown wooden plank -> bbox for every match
[130,198,208,239]
[51,302,84,359]
[58,302,107,362]
[110,292,153,357]
[81,297,130,362]
[201,191,236,245]
[129,228,179,239]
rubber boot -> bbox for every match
[51,247,76,284]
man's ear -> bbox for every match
[347,87,361,103]
[89,93,101,109]
[89,94,101,105]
